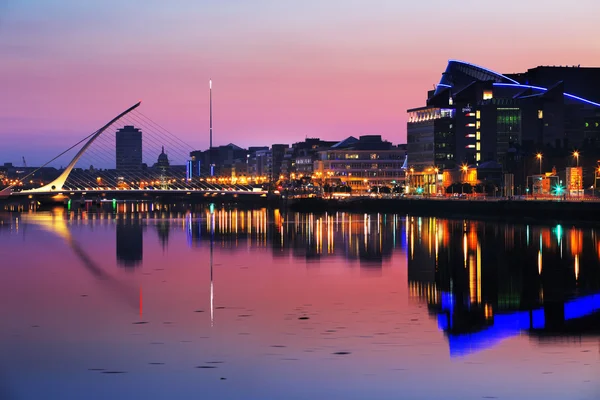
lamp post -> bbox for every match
[461,165,468,195]
[536,153,542,175]
[409,167,414,195]
[573,151,579,167]
[595,166,600,196]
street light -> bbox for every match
[536,153,543,175]
[573,151,580,167]
[461,165,468,194]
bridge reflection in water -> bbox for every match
[12,206,600,356]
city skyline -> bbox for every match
[2,0,600,165]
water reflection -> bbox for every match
[1,207,600,399]
[407,217,600,356]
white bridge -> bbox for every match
[1,102,268,201]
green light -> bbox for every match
[209,203,215,214]
[67,199,71,210]
[552,184,564,196]
[112,199,116,209]
[416,187,424,194]
[554,224,562,244]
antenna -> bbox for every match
[209,79,213,149]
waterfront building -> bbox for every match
[313,135,405,193]
[189,143,247,177]
[270,144,289,182]
[116,125,142,171]
[407,60,600,191]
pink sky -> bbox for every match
[1,0,600,165]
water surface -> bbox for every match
[0,207,598,399]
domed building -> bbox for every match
[157,146,170,169]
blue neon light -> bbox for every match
[437,83,452,88]
[564,93,600,107]
[493,83,600,108]
[438,291,600,357]
[448,59,520,84]
[493,82,548,92]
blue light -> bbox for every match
[439,292,600,358]
[449,60,519,84]
[564,293,600,320]
[493,83,600,108]
[493,82,548,92]
[440,291,455,312]
[437,83,452,88]
[564,93,600,108]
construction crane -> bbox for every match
[22,156,27,168]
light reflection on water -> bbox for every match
[0,207,599,400]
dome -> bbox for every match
[157,146,169,168]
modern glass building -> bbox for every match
[408,60,600,189]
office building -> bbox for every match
[314,135,405,193]
[116,125,142,171]
[407,60,600,190]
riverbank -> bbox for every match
[286,197,600,223]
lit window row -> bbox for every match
[408,108,455,123]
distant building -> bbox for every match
[189,143,247,177]
[156,146,170,169]
[116,125,142,171]
[270,144,289,182]
[314,135,405,193]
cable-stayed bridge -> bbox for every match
[0,102,267,203]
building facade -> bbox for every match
[314,135,405,193]
[116,125,142,171]
[407,60,600,191]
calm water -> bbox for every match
[0,206,599,399]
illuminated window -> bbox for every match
[483,91,493,100]
[585,122,589,128]
[449,97,453,105]
[476,121,481,129]
[466,123,476,127]
[476,110,481,119]
[476,142,481,151]
[466,112,476,117]
[467,144,476,149]
[596,122,599,128]
[476,132,481,140]
[345,154,359,159]
[538,110,543,119]
[370,154,378,160]
[476,152,481,161]
[466,134,476,138]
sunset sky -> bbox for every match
[1,0,600,165]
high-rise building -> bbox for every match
[116,125,142,171]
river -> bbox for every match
[0,205,598,399]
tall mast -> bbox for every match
[209,79,213,149]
